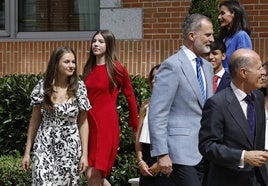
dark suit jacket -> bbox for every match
[215,71,231,93]
[199,87,268,186]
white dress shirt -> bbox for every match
[181,45,207,93]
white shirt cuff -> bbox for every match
[239,150,245,168]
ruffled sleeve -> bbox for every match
[76,80,92,111]
[30,79,44,107]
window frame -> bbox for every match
[0,0,97,41]
[0,0,9,36]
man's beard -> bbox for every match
[194,39,210,54]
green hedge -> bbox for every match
[0,154,31,186]
[0,74,42,155]
[0,74,150,185]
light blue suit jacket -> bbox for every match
[149,48,213,166]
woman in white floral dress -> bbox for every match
[22,46,91,185]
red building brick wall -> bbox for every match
[1,0,268,77]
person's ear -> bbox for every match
[222,53,226,61]
[188,32,195,42]
[239,68,247,79]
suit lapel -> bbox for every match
[178,50,204,107]
[217,72,231,92]
[226,88,253,146]
[251,91,265,148]
[202,58,213,99]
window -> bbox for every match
[0,0,5,30]
[0,0,99,40]
[0,0,9,37]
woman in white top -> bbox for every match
[135,64,174,186]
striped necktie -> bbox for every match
[196,57,206,103]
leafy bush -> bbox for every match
[109,74,150,185]
[0,74,150,185]
[0,74,42,155]
[0,151,31,186]
[109,152,138,186]
[189,0,220,36]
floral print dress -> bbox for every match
[30,80,91,186]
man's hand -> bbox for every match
[157,154,173,176]
[244,150,268,167]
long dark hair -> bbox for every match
[218,0,251,40]
[43,46,78,111]
[148,64,160,89]
[82,30,120,91]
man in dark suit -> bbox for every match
[199,48,268,186]
[200,39,232,186]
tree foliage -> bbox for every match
[189,0,220,36]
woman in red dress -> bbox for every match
[82,30,138,186]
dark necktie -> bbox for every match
[213,75,219,93]
[244,94,255,141]
[196,57,206,103]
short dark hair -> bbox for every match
[210,38,226,53]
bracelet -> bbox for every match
[136,158,142,163]
[137,159,145,166]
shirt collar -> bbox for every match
[230,82,255,102]
[230,82,247,102]
[181,45,197,62]
[215,68,225,78]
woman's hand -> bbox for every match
[139,161,153,176]
[22,154,31,172]
[148,162,161,176]
[79,154,88,173]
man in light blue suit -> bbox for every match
[148,13,214,186]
